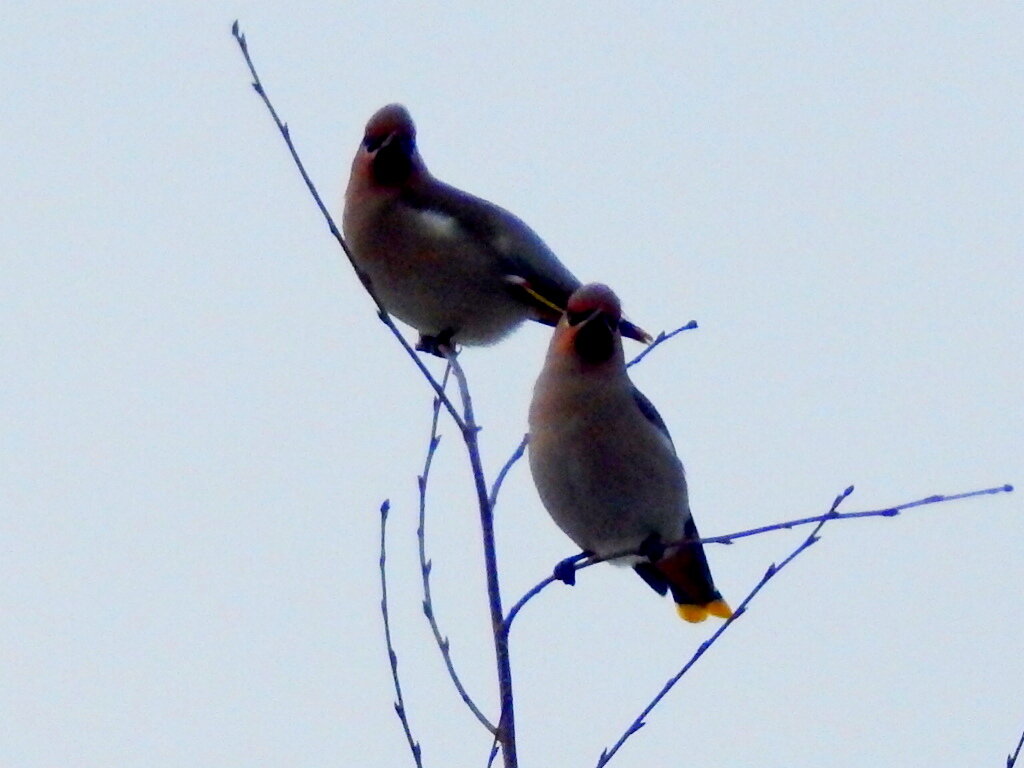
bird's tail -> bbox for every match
[619,318,653,345]
[633,523,732,623]
[656,543,732,622]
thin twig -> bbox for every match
[596,485,855,767]
[444,350,518,768]
[417,365,496,733]
[489,434,529,509]
[626,320,698,369]
[378,501,425,768]
[1008,726,1024,768]
[504,483,1014,630]
[485,733,501,768]
[589,483,1015,563]
[230,21,465,431]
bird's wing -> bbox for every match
[402,179,581,321]
[630,385,677,455]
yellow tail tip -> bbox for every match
[676,599,733,623]
[676,604,708,623]
[707,599,733,619]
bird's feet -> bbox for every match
[552,557,578,585]
[553,551,592,585]
[416,329,456,358]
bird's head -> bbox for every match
[357,103,423,188]
[556,283,624,366]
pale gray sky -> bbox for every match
[2,4,1021,767]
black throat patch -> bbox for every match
[573,314,616,364]
[372,135,415,186]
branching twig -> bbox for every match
[626,320,698,369]
[1008,726,1024,768]
[489,434,529,509]
[379,501,425,768]
[417,365,496,733]
[230,21,465,431]
[587,482,1015,565]
[444,350,518,768]
[596,484,855,767]
[504,483,1014,630]
[485,735,501,768]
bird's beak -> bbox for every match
[619,319,653,345]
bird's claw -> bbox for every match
[416,330,456,358]
[553,557,578,585]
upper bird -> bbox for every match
[343,104,650,354]
[528,283,731,623]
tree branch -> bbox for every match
[596,484,855,766]
[489,434,528,510]
[626,319,698,369]
[230,20,465,431]
[444,350,518,768]
[504,483,1014,630]
[1008,725,1024,768]
[417,364,496,734]
[378,500,425,768]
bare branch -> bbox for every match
[489,434,528,509]
[596,485,854,767]
[485,734,501,768]
[378,500,425,768]
[229,21,465,431]
[505,483,1014,630]
[626,319,698,369]
[444,350,519,768]
[417,364,496,733]
[1008,726,1024,768]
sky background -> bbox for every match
[2,3,1021,767]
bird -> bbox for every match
[528,283,731,623]
[342,104,650,355]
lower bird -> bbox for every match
[342,104,650,354]
[528,283,731,622]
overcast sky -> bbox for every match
[2,4,1021,767]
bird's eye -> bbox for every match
[567,309,590,326]
[362,135,386,152]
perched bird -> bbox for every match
[528,283,731,623]
[343,104,650,354]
